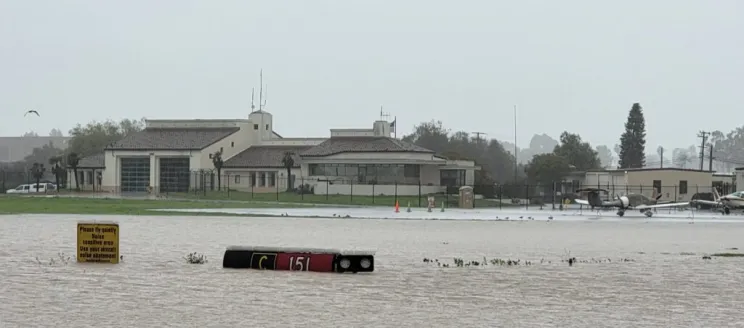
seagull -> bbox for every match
[24,110,40,117]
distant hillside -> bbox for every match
[0,136,71,162]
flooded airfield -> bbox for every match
[2,209,744,327]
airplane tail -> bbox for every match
[713,187,721,202]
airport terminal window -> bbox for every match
[679,180,688,194]
[268,172,275,187]
[307,163,421,184]
[652,180,661,193]
[440,169,466,187]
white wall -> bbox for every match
[223,168,303,192]
[102,149,203,191]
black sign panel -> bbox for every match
[250,253,277,270]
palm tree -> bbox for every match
[212,149,224,191]
[281,151,295,191]
[30,163,46,192]
[67,152,80,191]
[48,156,63,192]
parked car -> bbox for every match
[690,192,715,209]
[6,183,56,194]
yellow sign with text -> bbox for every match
[77,221,119,264]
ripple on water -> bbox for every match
[1,214,744,327]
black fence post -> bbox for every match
[276,176,279,201]
[394,181,398,204]
[499,184,503,210]
[350,179,353,204]
[300,177,304,201]
[372,182,375,204]
[326,181,329,200]
[552,181,556,210]
[418,181,422,208]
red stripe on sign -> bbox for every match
[276,253,335,272]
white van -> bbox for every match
[6,183,56,194]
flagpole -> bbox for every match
[394,116,397,139]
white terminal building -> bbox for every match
[69,110,479,196]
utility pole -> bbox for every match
[698,131,710,171]
[709,144,714,172]
[659,147,664,168]
[472,132,486,145]
[513,105,518,184]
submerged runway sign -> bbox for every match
[77,221,119,264]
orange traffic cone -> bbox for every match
[394,200,400,213]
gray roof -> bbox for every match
[107,127,239,150]
[77,153,105,168]
[300,137,433,157]
[223,146,311,168]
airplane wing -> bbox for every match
[636,202,691,210]
[689,199,720,206]
[575,199,590,205]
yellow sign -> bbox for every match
[77,221,119,264]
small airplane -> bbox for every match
[574,187,690,217]
[24,110,40,117]
[690,188,744,215]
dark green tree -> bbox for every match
[618,103,647,168]
[526,153,571,186]
[553,132,601,170]
[212,149,224,190]
[67,152,80,191]
[281,151,295,191]
[49,156,64,191]
[30,163,46,192]
[67,118,145,157]
[403,121,520,184]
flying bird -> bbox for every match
[24,110,40,117]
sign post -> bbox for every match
[77,221,120,264]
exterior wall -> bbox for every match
[312,181,445,196]
[302,152,447,164]
[200,126,252,169]
[624,170,712,202]
[102,149,202,192]
[66,168,103,191]
[222,168,300,193]
[301,163,443,187]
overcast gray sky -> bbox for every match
[1,0,742,151]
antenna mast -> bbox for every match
[258,69,264,112]
[251,88,256,112]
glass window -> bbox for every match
[268,172,275,187]
[309,164,320,176]
[259,172,266,187]
[250,172,256,186]
[336,164,346,176]
[679,180,688,194]
[235,175,240,184]
[404,165,420,178]
[159,157,190,192]
[346,165,358,176]
[120,157,150,192]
